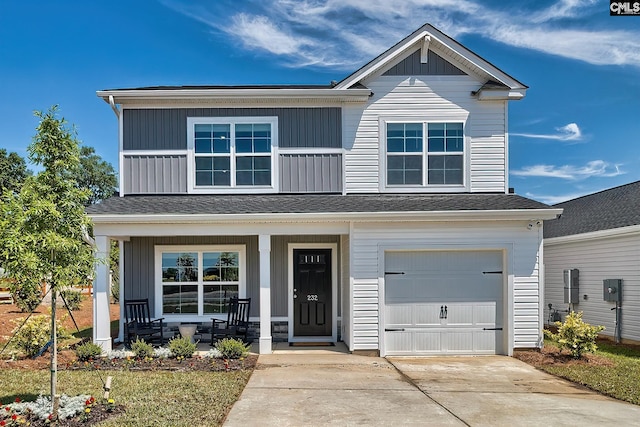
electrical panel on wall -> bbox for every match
[563,269,579,304]
[603,279,622,302]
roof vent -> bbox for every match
[330,80,338,87]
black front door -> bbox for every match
[293,249,332,337]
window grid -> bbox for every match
[192,120,273,188]
[386,122,464,187]
[161,250,241,316]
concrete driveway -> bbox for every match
[224,347,640,426]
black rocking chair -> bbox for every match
[211,297,251,344]
[124,299,165,346]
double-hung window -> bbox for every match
[155,245,246,319]
[188,117,277,192]
[385,121,464,188]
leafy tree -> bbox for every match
[75,145,117,205]
[0,106,96,418]
[0,148,31,194]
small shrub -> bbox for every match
[106,349,129,360]
[168,336,197,359]
[130,338,154,359]
[214,338,250,359]
[11,314,71,357]
[75,342,103,361]
[205,348,223,359]
[60,289,84,311]
[10,281,42,313]
[544,311,605,359]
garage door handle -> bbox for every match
[482,327,503,331]
[385,328,405,332]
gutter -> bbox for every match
[97,88,372,104]
[89,208,563,224]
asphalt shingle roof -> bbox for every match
[544,180,640,238]
[87,193,550,216]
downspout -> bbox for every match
[108,95,120,118]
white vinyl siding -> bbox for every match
[544,232,640,342]
[349,221,543,354]
[343,74,507,193]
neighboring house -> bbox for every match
[88,24,560,356]
[544,181,640,343]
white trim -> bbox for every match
[123,150,188,157]
[336,25,526,92]
[420,36,431,63]
[278,148,343,155]
[186,116,279,194]
[98,88,372,104]
[544,224,640,245]
[153,244,246,322]
[376,243,512,357]
[287,243,338,343]
[118,110,124,197]
[91,209,563,226]
[504,102,509,193]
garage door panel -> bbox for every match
[384,250,504,356]
[414,332,442,352]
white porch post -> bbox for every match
[93,235,112,352]
[118,239,125,343]
[258,234,272,354]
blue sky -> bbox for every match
[1,0,638,204]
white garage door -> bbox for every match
[384,251,504,356]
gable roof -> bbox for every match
[544,180,640,239]
[87,193,558,223]
[334,23,527,100]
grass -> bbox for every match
[539,340,640,405]
[0,369,252,426]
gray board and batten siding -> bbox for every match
[382,50,467,76]
[122,107,343,195]
[124,235,340,319]
[122,107,342,150]
[122,153,343,194]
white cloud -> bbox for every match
[164,0,640,69]
[226,14,309,56]
[513,123,582,142]
[511,160,624,180]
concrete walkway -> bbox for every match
[224,346,640,426]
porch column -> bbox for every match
[93,235,112,352]
[118,239,125,343]
[258,234,272,354]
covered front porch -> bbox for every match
[91,221,349,354]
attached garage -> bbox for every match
[383,250,505,356]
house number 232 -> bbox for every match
[307,294,318,301]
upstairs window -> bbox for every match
[385,121,464,187]
[188,117,278,192]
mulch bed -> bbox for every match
[513,345,613,367]
[1,349,258,372]
[65,353,258,372]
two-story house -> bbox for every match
[88,24,561,356]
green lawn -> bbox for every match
[539,341,640,405]
[0,369,252,426]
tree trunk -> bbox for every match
[50,286,58,418]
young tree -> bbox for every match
[0,148,31,194]
[0,106,96,418]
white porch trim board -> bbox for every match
[259,234,272,354]
[93,235,112,352]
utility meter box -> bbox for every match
[564,269,579,304]
[603,279,622,302]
